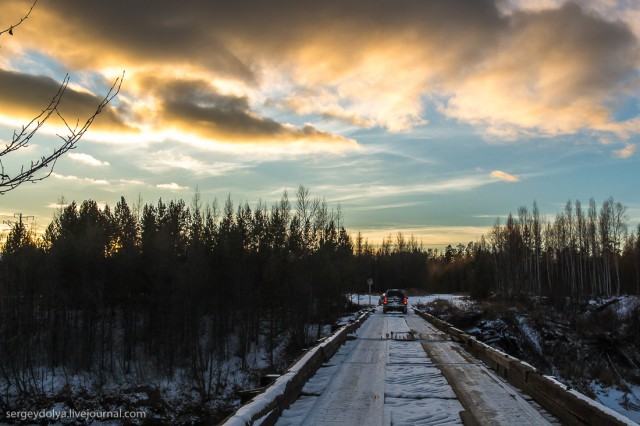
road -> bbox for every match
[275,307,558,425]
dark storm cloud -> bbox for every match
[28,1,256,81]
[9,0,640,137]
[143,77,352,143]
[511,3,637,95]
[30,0,506,81]
[0,69,132,132]
[442,1,639,137]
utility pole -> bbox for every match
[14,213,34,225]
[1,213,34,249]
[3,212,34,228]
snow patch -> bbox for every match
[544,375,638,426]
[593,382,640,424]
[516,316,543,356]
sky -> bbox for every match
[1,0,639,248]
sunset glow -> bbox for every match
[1,0,638,246]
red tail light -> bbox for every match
[384,297,388,304]
[403,297,407,305]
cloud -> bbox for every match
[6,0,640,142]
[46,202,69,209]
[0,68,358,152]
[156,182,189,191]
[51,173,110,185]
[117,179,145,186]
[490,170,521,182]
[502,0,640,40]
[141,150,251,176]
[68,153,110,167]
[314,173,496,205]
[0,69,133,133]
[49,173,149,189]
[613,143,636,159]
[269,89,373,128]
[348,201,432,212]
[441,2,639,139]
[135,76,358,148]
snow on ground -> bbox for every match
[589,296,640,317]
[336,309,367,326]
[409,294,470,308]
[611,296,640,317]
[515,315,543,356]
[0,314,300,425]
[593,383,640,424]
[347,293,469,309]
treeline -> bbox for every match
[0,187,363,399]
[345,196,640,301]
[1,190,639,399]
[471,197,640,299]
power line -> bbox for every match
[14,212,34,225]
[2,212,34,227]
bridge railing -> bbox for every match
[415,309,635,426]
[220,309,372,426]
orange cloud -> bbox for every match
[4,0,639,144]
[441,3,638,139]
[0,69,132,133]
[132,75,360,149]
[613,143,636,159]
[490,170,521,182]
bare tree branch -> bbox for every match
[0,0,38,37]
[0,0,125,194]
[0,72,125,194]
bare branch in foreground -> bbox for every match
[0,0,38,37]
[0,71,125,195]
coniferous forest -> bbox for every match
[1,187,639,401]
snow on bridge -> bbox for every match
[225,305,633,425]
[274,308,555,425]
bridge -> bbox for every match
[223,308,634,425]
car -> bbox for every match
[382,289,408,314]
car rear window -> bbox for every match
[386,290,404,297]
